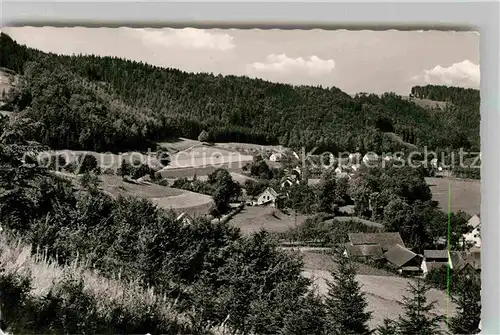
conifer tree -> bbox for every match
[396,280,444,335]
[324,250,372,334]
[448,273,481,334]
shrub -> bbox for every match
[198,130,212,143]
[76,154,100,174]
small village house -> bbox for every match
[420,249,479,277]
[344,244,384,263]
[462,214,481,248]
[465,246,481,272]
[347,233,423,274]
[384,244,423,276]
[347,232,405,253]
[256,187,283,208]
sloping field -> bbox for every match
[98,175,213,216]
[42,150,163,172]
[150,192,213,217]
[216,142,286,155]
[162,145,253,170]
[99,175,183,198]
[297,250,395,277]
[0,234,195,333]
[426,177,480,215]
[401,96,450,110]
[304,269,455,330]
[229,207,311,235]
[196,172,256,185]
[158,138,202,152]
[158,164,248,179]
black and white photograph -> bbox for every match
[0,27,481,334]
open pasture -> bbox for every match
[426,177,480,215]
[228,207,311,235]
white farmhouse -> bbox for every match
[463,214,481,248]
[256,187,280,207]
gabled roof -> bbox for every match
[449,251,466,270]
[348,232,405,251]
[260,187,278,198]
[384,244,418,267]
[468,214,481,229]
[426,262,448,272]
[424,250,449,259]
[345,244,384,259]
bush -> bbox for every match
[198,130,212,143]
[39,153,67,171]
[76,154,100,174]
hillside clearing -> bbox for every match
[426,177,480,215]
[97,175,213,216]
[99,175,183,198]
[150,192,213,217]
[161,145,253,170]
[229,207,311,235]
[158,164,248,179]
[42,149,163,172]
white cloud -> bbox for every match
[133,28,235,51]
[412,60,480,88]
[247,54,336,77]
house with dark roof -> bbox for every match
[465,246,481,272]
[344,244,384,261]
[348,232,405,252]
[384,244,423,275]
[421,249,469,275]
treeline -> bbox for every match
[411,84,480,106]
[0,33,479,154]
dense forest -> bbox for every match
[0,32,480,155]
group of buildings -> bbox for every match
[343,214,482,277]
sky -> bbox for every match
[2,27,480,95]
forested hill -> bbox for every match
[0,32,480,153]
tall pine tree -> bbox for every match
[324,250,372,334]
[396,280,444,335]
[448,273,481,334]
